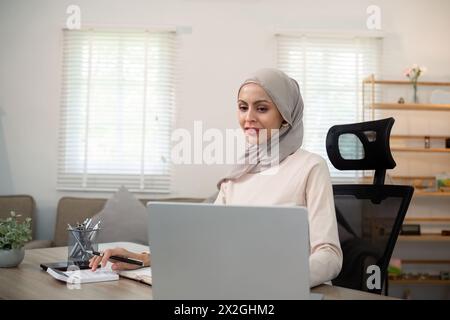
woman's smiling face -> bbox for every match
[237,83,284,144]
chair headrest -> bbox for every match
[326,117,396,173]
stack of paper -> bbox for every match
[47,268,119,284]
[118,267,152,285]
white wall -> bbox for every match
[1,0,449,240]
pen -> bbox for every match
[86,250,144,267]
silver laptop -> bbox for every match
[147,202,316,300]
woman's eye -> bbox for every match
[239,106,248,111]
[257,107,267,112]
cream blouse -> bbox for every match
[214,148,343,287]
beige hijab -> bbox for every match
[217,68,304,189]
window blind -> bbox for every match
[277,34,381,180]
[58,29,176,192]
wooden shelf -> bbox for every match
[398,234,450,242]
[414,191,450,197]
[391,135,449,140]
[404,217,450,222]
[364,76,450,293]
[363,78,450,86]
[369,103,450,111]
[362,176,450,196]
[389,279,450,285]
[386,175,435,180]
[391,147,450,153]
[401,260,450,264]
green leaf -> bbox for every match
[0,213,32,248]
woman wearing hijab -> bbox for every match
[214,68,342,287]
[90,68,342,288]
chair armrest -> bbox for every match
[24,239,53,249]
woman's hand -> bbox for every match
[89,247,151,271]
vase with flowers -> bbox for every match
[404,64,427,103]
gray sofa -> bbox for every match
[28,196,206,249]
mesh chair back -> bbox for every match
[332,185,413,293]
[326,117,414,294]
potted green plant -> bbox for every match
[0,211,32,267]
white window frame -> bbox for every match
[277,32,382,182]
[57,29,176,193]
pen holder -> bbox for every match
[67,228,100,263]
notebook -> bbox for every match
[47,267,119,284]
[118,267,152,285]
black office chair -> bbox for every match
[325,117,414,295]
